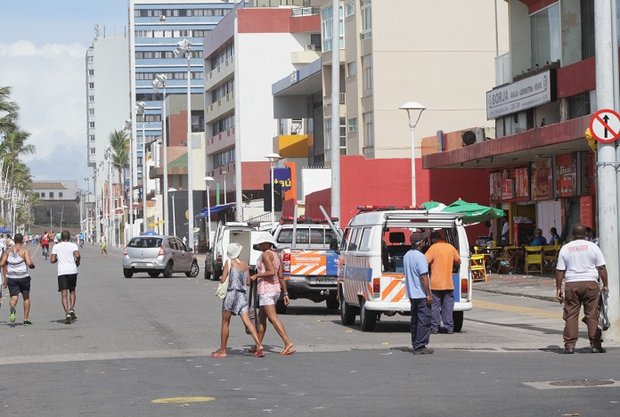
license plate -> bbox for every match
[312,277,336,283]
[136,262,149,267]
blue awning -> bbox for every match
[196,202,235,218]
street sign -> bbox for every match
[589,108,620,143]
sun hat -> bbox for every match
[227,242,243,259]
[253,231,278,248]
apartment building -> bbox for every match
[423,0,596,243]
[202,3,320,220]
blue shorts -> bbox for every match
[58,274,78,291]
[8,277,31,297]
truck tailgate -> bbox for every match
[288,250,339,276]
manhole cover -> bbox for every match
[550,379,615,387]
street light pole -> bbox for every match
[153,74,169,235]
[105,147,114,246]
[265,153,281,230]
[168,187,177,237]
[176,38,195,250]
[124,119,134,238]
[136,101,147,233]
[399,102,426,207]
[204,176,214,250]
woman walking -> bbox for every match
[212,243,264,358]
[1,233,35,325]
[250,232,295,355]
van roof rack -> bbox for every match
[356,205,418,212]
[279,216,339,224]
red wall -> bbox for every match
[300,155,490,228]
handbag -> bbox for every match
[215,261,229,299]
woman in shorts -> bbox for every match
[211,243,264,358]
[250,232,295,355]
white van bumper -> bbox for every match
[364,300,473,312]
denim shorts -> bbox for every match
[8,277,31,297]
[258,292,280,306]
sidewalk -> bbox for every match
[473,273,557,302]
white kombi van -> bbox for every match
[337,208,473,332]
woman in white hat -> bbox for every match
[212,242,264,358]
[250,232,295,355]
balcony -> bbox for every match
[207,92,235,122]
[323,92,346,107]
[205,57,234,90]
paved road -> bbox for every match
[0,243,617,416]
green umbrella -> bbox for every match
[442,199,505,224]
[421,200,445,211]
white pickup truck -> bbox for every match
[272,220,341,313]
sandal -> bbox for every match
[254,349,265,358]
[211,351,227,359]
[280,344,296,356]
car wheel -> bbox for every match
[339,293,357,325]
[186,261,199,277]
[163,262,173,278]
[148,271,160,278]
[275,298,287,314]
[453,311,464,333]
[123,269,133,278]
[326,296,339,310]
[359,298,377,331]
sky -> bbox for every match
[0,0,129,188]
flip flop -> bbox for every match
[254,349,265,358]
[211,352,227,359]
[280,345,296,356]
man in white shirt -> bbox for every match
[51,231,81,324]
[556,224,608,354]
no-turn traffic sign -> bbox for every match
[589,109,620,143]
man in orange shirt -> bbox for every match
[425,231,461,334]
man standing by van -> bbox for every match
[425,231,461,334]
[404,232,434,355]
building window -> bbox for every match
[582,0,595,59]
[568,92,591,119]
[345,1,355,16]
[340,117,347,155]
[88,69,94,76]
[321,5,344,52]
[89,121,95,128]
[59,192,63,198]
[362,55,373,96]
[40,192,45,198]
[360,0,372,39]
[348,117,358,133]
[347,61,357,77]
[363,112,374,157]
[49,192,55,199]
[530,3,560,67]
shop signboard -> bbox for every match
[490,171,502,202]
[486,70,553,119]
[555,154,577,197]
[490,167,530,202]
[531,158,553,201]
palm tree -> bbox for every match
[0,86,19,134]
[109,129,129,243]
[0,129,35,190]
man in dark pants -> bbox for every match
[403,232,433,355]
[556,224,608,354]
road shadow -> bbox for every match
[466,318,564,335]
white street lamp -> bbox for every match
[136,101,147,233]
[168,187,177,237]
[175,38,195,251]
[399,101,426,207]
[265,153,281,230]
[204,176,215,250]
[152,74,169,235]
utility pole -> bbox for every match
[595,0,619,340]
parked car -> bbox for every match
[122,235,199,278]
[204,222,258,280]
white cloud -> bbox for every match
[0,40,89,182]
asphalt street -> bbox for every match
[0,243,618,417]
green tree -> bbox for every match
[109,129,129,242]
[0,86,19,134]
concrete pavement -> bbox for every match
[474,273,557,302]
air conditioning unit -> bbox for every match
[461,128,486,146]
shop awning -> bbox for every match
[196,203,235,218]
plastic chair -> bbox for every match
[542,245,559,273]
[470,254,487,282]
[524,246,543,274]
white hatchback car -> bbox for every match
[122,235,199,278]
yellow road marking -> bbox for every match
[474,299,562,320]
[152,397,215,404]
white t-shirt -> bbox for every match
[556,239,605,282]
[52,241,80,276]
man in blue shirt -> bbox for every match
[403,232,433,355]
[530,228,547,246]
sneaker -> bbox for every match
[65,314,72,324]
[412,347,434,355]
[23,320,32,326]
[69,310,77,320]
[8,311,16,323]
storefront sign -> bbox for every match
[273,167,292,192]
[555,154,577,197]
[490,167,530,202]
[531,158,553,200]
[490,171,502,202]
[486,70,553,119]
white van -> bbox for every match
[204,222,260,280]
[338,208,472,332]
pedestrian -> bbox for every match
[0,233,35,325]
[555,223,608,354]
[425,231,461,334]
[211,243,264,358]
[549,227,561,246]
[250,232,295,356]
[51,230,81,325]
[100,236,108,255]
[40,231,50,259]
[404,232,434,355]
